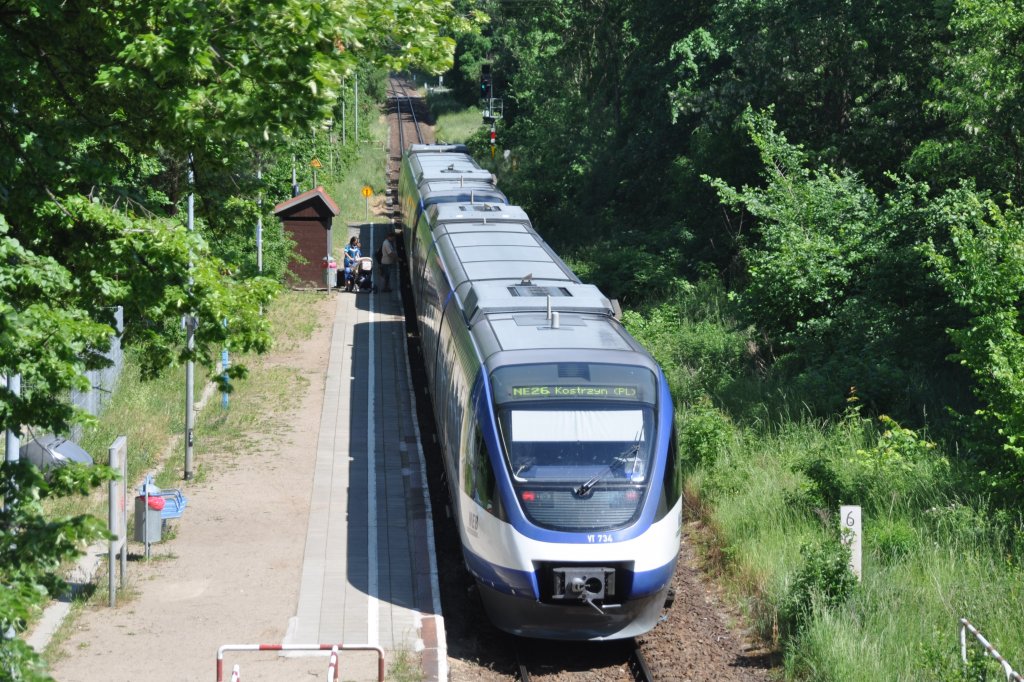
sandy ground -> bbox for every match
[47,294,342,682]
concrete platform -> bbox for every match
[286,223,444,680]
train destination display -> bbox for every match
[510,385,639,399]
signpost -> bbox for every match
[362,185,373,222]
[311,157,322,186]
[840,505,862,581]
[108,436,128,607]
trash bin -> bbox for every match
[323,256,338,289]
[134,494,163,543]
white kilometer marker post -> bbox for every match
[840,505,862,581]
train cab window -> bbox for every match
[490,362,659,532]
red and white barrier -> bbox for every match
[960,617,1024,681]
[326,646,339,681]
[215,643,385,682]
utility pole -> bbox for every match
[329,129,334,176]
[355,73,360,145]
[256,165,263,273]
[291,155,298,197]
[184,155,195,480]
[5,374,20,463]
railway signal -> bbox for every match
[480,64,492,101]
[480,64,503,124]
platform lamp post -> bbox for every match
[326,119,334,176]
[184,154,196,481]
[3,374,20,559]
[221,318,230,410]
[4,374,19,465]
[256,164,263,274]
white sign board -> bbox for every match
[840,505,862,581]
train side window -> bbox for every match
[655,425,682,522]
[466,423,497,517]
[666,425,681,508]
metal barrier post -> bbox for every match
[959,617,1024,681]
[326,646,339,681]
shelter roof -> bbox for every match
[273,186,340,217]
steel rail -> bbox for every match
[389,78,425,156]
[627,642,655,682]
[512,639,531,682]
[392,81,406,155]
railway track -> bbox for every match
[386,76,425,221]
[389,76,424,160]
[512,638,656,682]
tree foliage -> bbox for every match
[0,0,470,676]
[463,0,1021,443]
[925,195,1024,477]
[913,0,1024,201]
[439,0,1024,673]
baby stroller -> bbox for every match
[351,256,375,292]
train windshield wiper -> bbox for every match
[574,440,642,497]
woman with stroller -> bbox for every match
[342,236,361,291]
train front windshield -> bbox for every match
[490,363,658,532]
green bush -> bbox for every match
[780,536,858,634]
[679,399,733,467]
[871,516,918,565]
[796,415,948,513]
[623,279,751,404]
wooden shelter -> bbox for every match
[273,187,340,287]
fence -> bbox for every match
[70,307,124,441]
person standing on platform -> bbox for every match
[380,231,397,292]
[343,236,361,290]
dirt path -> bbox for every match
[47,293,337,682]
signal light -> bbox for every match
[480,64,492,100]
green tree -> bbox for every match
[912,0,1024,202]
[670,0,945,183]
[925,192,1024,482]
[0,1,471,677]
[709,110,967,418]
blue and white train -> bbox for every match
[398,144,681,640]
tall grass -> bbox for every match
[49,291,321,516]
[690,415,1024,679]
[627,277,1024,680]
[44,360,208,520]
[427,91,487,145]
[332,114,390,226]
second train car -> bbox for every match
[398,144,681,640]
